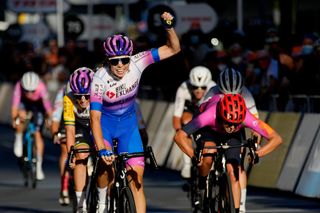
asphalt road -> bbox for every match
[1,124,320,213]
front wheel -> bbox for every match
[119,187,136,213]
[219,173,236,213]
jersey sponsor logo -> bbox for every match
[115,80,138,98]
[132,51,148,61]
[106,91,115,99]
[109,82,117,87]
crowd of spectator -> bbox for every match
[1,21,320,112]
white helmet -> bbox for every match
[21,71,40,92]
[189,66,212,87]
[218,68,244,94]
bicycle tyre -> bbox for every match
[207,171,219,213]
[87,179,98,213]
[22,159,29,187]
[219,173,236,213]
[119,187,136,213]
[31,159,37,189]
[190,164,201,213]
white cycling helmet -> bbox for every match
[218,68,244,94]
[189,66,212,87]
[21,71,40,92]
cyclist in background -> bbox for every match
[172,65,216,179]
[90,11,180,213]
[202,67,260,212]
[51,84,70,206]
[64,67,94,212]
[174,93,282,213]
[11,71,52,180]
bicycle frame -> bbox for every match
[109,139,158,213]
[22,119,37,188]
[199,138,259,213]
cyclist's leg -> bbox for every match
[73,138,91,211]
[197,128,218,178]
[119,118,146,213]
[225,135,242,210]
[13,108,27,158]
[32,111,45,180]
[59,140,70,205]
[180,111,193,179]
[239,147,247,213]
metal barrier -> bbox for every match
[271,94,320,113]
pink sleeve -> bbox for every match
[243,110,274,139]
[12,82,22,108]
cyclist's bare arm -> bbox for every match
[256,130,282,158]
[173,116,182,131]
[65,125,76,153]
[174,130,194,158]
[90,110,104,151]
[157,12,181,60]
[90,110,114,165]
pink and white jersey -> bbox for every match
[183,94,274,139]
[12,80,52,114]
[90,49,159,117]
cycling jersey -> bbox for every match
[201,86,259,118]
[173,80,216,118]
[63,90,90,128]
[12,80,52,114]
[183,94,274,139]
[63,85,91,146]
[90,49,159,158]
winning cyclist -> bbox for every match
[90,11,180,213]
[202,67,260,212]
[174,94,282,213]
[64,67,94,212]
[11,71,52,180]
[172,65,216,179]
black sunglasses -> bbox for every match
[74,94,90,100]
[109,57,130,66]
[191,85,207,90]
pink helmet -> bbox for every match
[103,34,133,57]
[69,67,94,94]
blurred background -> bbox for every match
[1,0,320,111]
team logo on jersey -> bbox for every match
[116,80,138,98]
[106,91,115,99]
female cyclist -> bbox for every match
[174,93,282,213]
[64,67,94,212]
[90,11,180,213]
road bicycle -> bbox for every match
[18,113,37,189]
[190,137,258,213]
[108,139,158,213]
